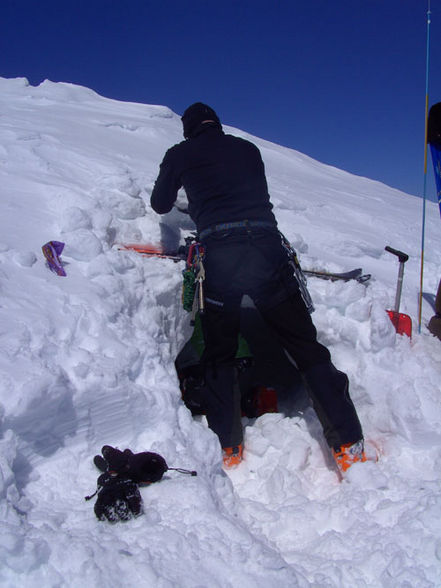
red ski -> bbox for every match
[116,242,371,283]
[116,243,184,262]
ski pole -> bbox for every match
[418,0,432,333]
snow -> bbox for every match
[0,76,441,587]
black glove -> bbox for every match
[93,472,143,523]
[88,446,197,522]
[96,445,169,485]
[124,449,168,484]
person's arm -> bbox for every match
[150,150,182,214]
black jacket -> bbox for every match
[150,124,277,234]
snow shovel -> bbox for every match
[385,246,412,337]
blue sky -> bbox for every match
[2,0,440,200]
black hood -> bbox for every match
[181,102,222,139]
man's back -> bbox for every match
[150,125,276,233]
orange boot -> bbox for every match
[222,444,243,468]
[332,440,367,474]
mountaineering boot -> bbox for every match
[222,444,243,468]
[332,440,367,474]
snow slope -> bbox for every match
[0,77,441,587]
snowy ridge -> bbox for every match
[0,77,441,587]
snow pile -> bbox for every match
[0,77,440,587]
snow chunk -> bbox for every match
[369,302,396,351]
[60,207,92,232]
[13,251,37,268]
[63,229,102,261]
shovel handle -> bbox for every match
[385,246,409,313]
[385,246,409,263]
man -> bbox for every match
[151,102,367,473]
[428,280,441,340]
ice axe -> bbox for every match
[385,246,412,337]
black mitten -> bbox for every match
[92,446,197,488]
[124,450,169,484]
[101,445,130,473]
[93,472,143,523]
[93,454,108,472]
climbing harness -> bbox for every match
[182,241,206,324]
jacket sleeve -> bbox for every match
[150,149,182,214]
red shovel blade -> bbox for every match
[386,310,412,338]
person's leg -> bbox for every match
[302,362,363,449]
[200,299,243,448]
[258,292,363,449]
[428,279,441,340]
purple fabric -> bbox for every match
[51,241,65,256]
[42,241,66,276]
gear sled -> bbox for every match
[175,312,279,418]
[175,303,307,419]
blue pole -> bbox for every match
[418,1,431,334]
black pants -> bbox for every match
[200,228,363,449]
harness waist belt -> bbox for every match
[199,220,276,241]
